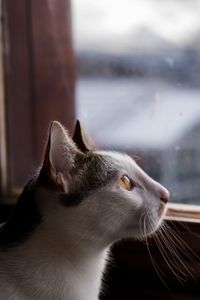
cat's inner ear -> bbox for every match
[49,121,78,175]
[39,121,81,191]
[72,120,95,152]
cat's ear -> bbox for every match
[72,120,95,152]
[49,121,78,175]
[41,121,79,190]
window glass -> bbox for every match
[72,0,200,205]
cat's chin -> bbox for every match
[137,214,165,240]
[141,202,167,237]
[109,201,167,243]
[124,209,165,241]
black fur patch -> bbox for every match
[0,179,41,250]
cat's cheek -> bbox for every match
[130,193,143,210]
[124,188,144,209]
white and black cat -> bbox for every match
[0,121,169,300]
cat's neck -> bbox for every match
[2,220,108,300]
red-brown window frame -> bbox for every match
[0,0,75,199]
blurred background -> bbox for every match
[72,0,200,204]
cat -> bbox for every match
[0,121,169,300]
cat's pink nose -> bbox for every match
[160,189,170,204]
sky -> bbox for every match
[72,0,200,53]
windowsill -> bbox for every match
[165,202,200,223]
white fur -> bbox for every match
[0,226,107,300]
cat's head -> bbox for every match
[37,121,169,247]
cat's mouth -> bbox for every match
[141,206,166,238]
[129,203,166,240]
[124,200,167,240]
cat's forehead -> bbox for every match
[74,150,119,176]
[93,150,137,174]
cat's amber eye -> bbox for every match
[118,175,133,191]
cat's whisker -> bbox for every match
[154,239,186,283]
[160,225,194,263]
[158,228,195,280]
[160,228,190,266]
[143,213,169,289]
[155,212,198,281]
[163,223,200,265]
[154,231,189,282]
[147,213,186,283]
[146,211,197,285]
[139,212,147,240]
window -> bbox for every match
[72,0,200,205]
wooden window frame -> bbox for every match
[166,203,200,222]
[0,0,75,201]
[0,13,7,197]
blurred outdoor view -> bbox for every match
[72,0,200,204]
